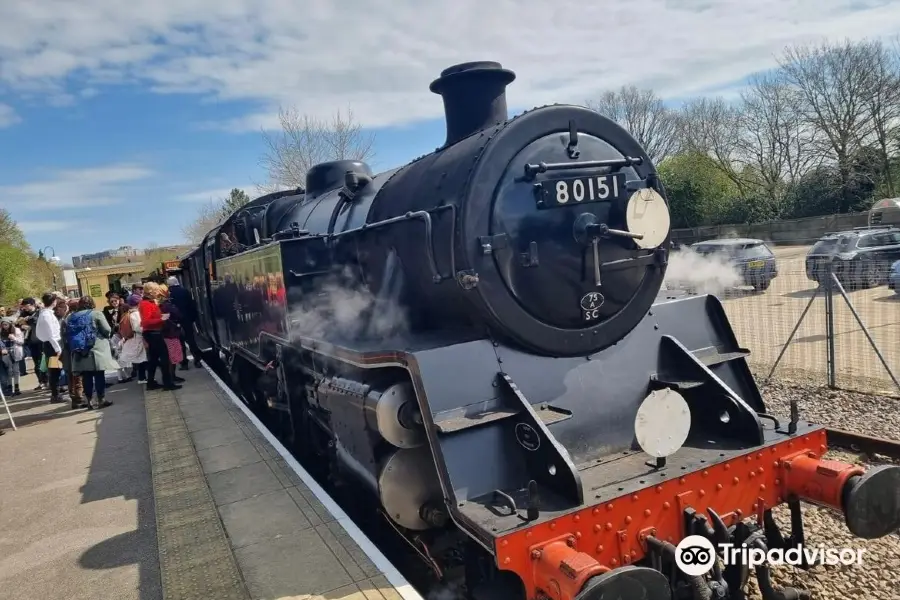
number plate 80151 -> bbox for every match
[539,173,627,208]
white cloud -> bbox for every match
[174,188,234,203]
[0,103,20,128]
[17,220,74,233]
[0,163,154,210]
[174,187,251,202]
[1,1,899,129]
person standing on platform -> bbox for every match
[118,295,147,383]
[53,299,71,395]
[59,302,84,409]
[139,282,180,391]
[102,293,123,335]
[159,288,186,385]
[166,276,203,369]
[0,318,24,396]
[35,293,64,403]
[18,298,45,390]
[68,296,118,409]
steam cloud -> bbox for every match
[426,581,466,600]
[287,267,409,342]
[663,247,742,297]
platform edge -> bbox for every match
[200,362,426,600]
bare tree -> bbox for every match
[182,200,224,245]
[677,97,751,195]
[259,107,377,191]
[734,72,820,215]
[587,86,679,164]
[863,40,900,196]
[780,40,877,212]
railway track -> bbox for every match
[826,427,900,459]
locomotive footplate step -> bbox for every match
[148,365,422,600]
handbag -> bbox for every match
[47,355,62,370]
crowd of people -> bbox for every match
[0,276,203,432]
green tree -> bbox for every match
[0,210,65,300]
[143,248,182,278]
[785,151,879,218]
[221,188,251,217]
[658,151,740,228]
[0,208,28,250]
[0,244,30,305]
[182,188,253,245]
[0,210,32,304]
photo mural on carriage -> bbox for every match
[176,61,900,600]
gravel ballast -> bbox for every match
[737,381,900,599]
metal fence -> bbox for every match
[670,243,900,397]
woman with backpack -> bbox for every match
[67,296,119,409]
[59,299,85,408]
[117,295,147,383]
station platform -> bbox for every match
[0,364,422,600]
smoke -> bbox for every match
[426,581,466,600]
[287,267,409,342]
[663,247,742,296]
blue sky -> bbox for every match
[0,87,447,262]
[1,0,898,264]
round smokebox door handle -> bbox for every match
[586,223,644,241]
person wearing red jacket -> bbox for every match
[139,282,179,391]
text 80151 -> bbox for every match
[540,173,626,209]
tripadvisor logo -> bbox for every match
[675,535,866,576]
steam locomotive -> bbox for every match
[178,61,900,600]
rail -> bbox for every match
[826,428,900,459]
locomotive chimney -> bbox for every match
[430,61,516,147]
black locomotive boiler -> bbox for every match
[178,61,900,600]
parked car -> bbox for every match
[805,227,900,289]
[689,238,779,291]
[888,260,900,294]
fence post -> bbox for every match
[829,269,900,394]
[824,259,837,389]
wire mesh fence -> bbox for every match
[669,242,900,397]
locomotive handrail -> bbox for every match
[328,205,456,284]
[523,156,643,180]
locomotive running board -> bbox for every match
[432,396,573,433]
